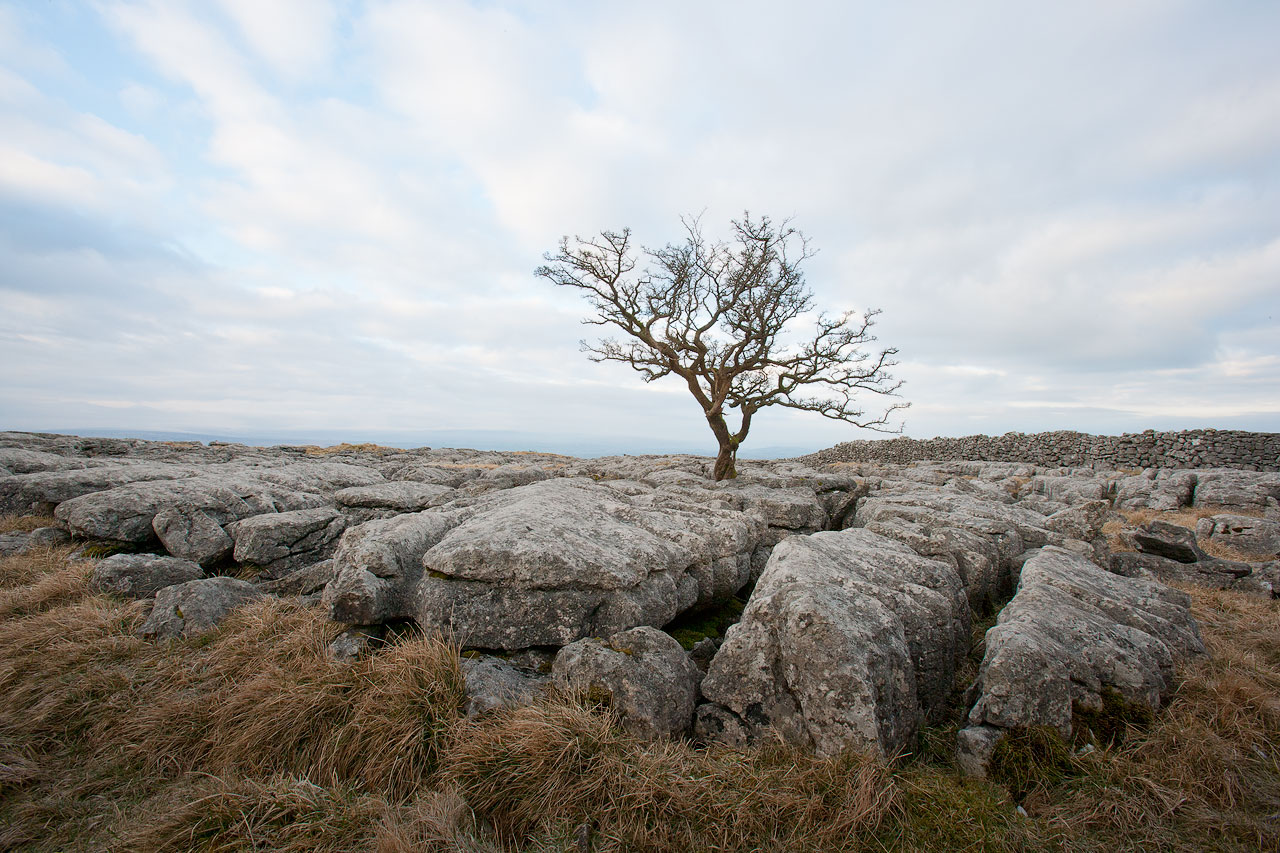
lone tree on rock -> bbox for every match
[537,213,907,480]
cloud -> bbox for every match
[1,0,1278,450]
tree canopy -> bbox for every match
[537,213,907,479]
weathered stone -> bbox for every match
[228,507,348,578]
[0,463,198,516]
[1132,520,1206,564]
[1193,471,1280,510]
[553,626,702,740]
[700,528,967,759]
[1195,514,1280,555]
[1044,500,1111,542]
[965,547,1204,757]
[328,625,386,662]
[140,576,265,639]
[462,656,551,717]
[334,482,455,513]
[256,558,337,597]
[54,473,328,544]
[1110,551,1251,590]
[412,479,761,649]
[955,724,1005,778]
[0,532,32,555]
[27,526,72,548]
[90,553,204,598]
[324,510,463,624]
[152,507,233,566]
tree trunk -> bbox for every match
[713,440,737,481]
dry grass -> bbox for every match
[302,442,404,456]
[1,536,1277,852]
[1107,504,1276,562]
[0,512,57,534]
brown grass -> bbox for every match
[1107,505,1276,561]
[302,442,404,456]
[0,512,57,534]
[0,539,1277,852]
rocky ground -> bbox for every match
[3,429,1278,782]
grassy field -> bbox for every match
[1,512,1277,852]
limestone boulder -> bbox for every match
[0,463,198,515]
[1193,471,1280,511]
[1195,514,1280,556]
[961,547,1205,775]
[413,479,761,649]
[334,482,454,516]
[257,558,337,597]
[1110,551,1252,590]
[1044,500,1111,542]
[323,509,464,624]
[139,576,265,639]
[1133,520,1206,563]
[90,553,204,598]
[698,528,967,759]
[54,472,327,545]
[553,626,702,739]
[152,507,234,566]
[462,656,552,717]
[228,507,348,578]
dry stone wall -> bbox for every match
[805,429,1280,472]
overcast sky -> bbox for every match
[1,1,1278,455]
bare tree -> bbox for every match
[537,213,907,480]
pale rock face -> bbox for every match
[699,528,967,759]
[153,507,233,566]
[0,463,199,516]
[227,507,348,578]
[553,626,702,740]
[1044,500,1111,542]
[412,478,762,650]
[90,553,204,599]
[1196,514,1280,556]
[960,547,1205,774]
[54,474,327,544]
[334,482,455,513]
[1193,471,1280,511]
[323,510,464,624]
[140,576,265,639]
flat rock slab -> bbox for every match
[1196,514,1280,556]
[0,463,199,515]
[140,576,266,639]
[698,528,967,759]
[335,482,454,512]
[90,553,204,598]
[961,546,1205,775]
[411,478,763,649]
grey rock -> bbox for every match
[553,626,702,739]
[0,448,89,474]
[413,479,761,649]
[462,656,550,716]
[334,482,455,512]
[693,703,752,748]
[1193,471,1280,511]
[27,526,72,548]
[0,463,198,515]
[966,547,1204,750]
[153,507,233,566]
[228,507,348,578]
[1133,520,1206,563]
[478,464,553,487]
[700,528,967,759]
[324,510,462,624]
[1044,500,1111,542]
[328,625,386,662]
[256,558,337,596]
[1196,514,1280,556]
[0,532,32,555]
[54,472,327,544]
[140,576,265,639]
[955,724,1005,778]
[90,553,204,598]
[688,637,719,673]
[1110,551,1251,590]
